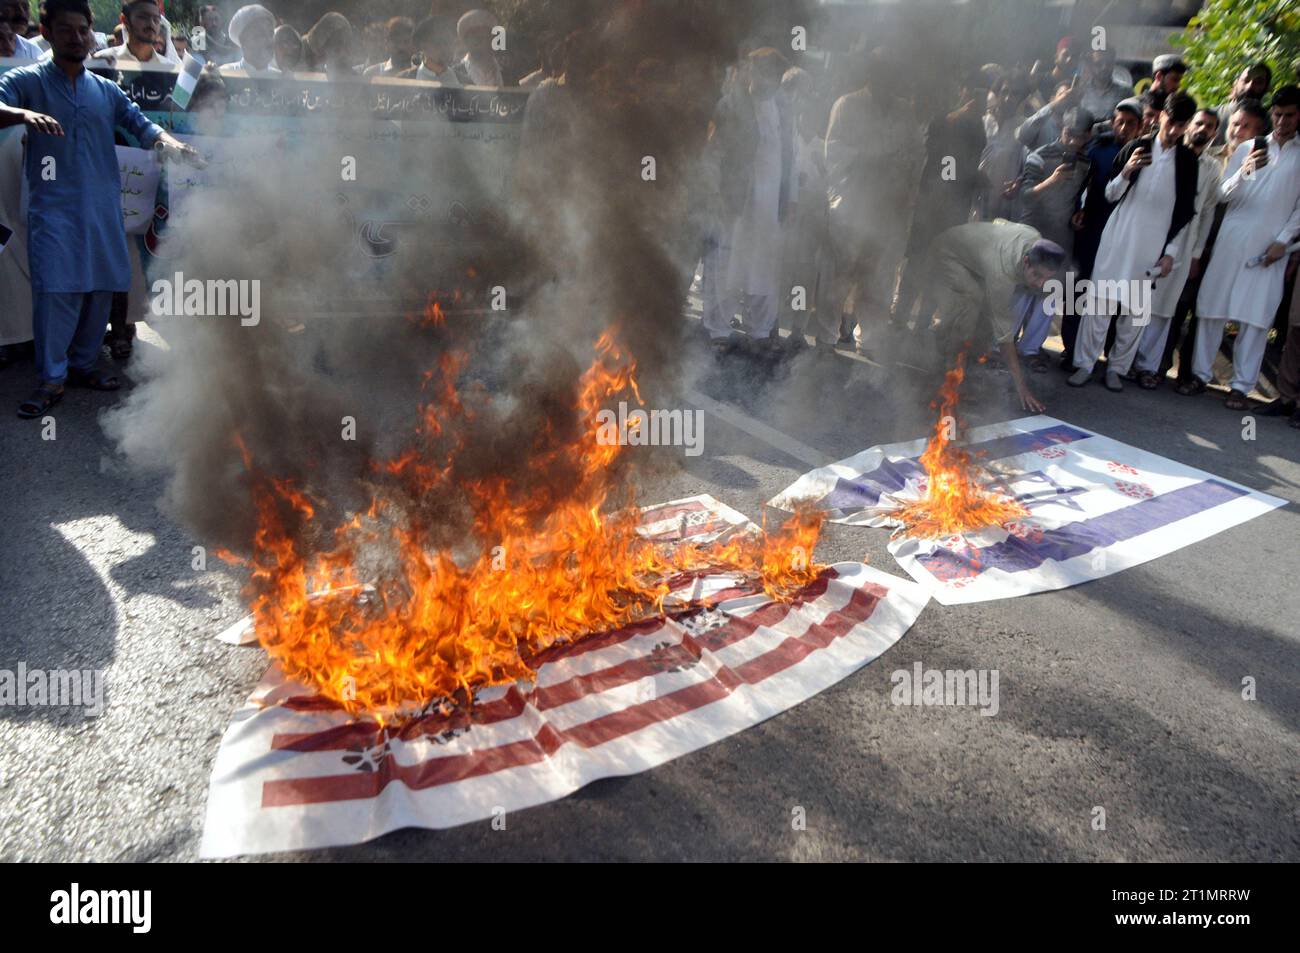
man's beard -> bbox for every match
[1190,133,1211,147]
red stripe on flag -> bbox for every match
[261,578,883,807]
[637,501,712,524]
[641,517,732,541]
[270,572,836,753]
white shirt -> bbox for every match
[97,43,181,68]
[1079,80,1132,123]
[219,59,281,78]
[1198,133,1300,327]
[1094,135,1185,314]
[364,59,405,77]
[11,34,42,60]
[460,53,501,87]
[417,63,460,86]
[725,96,783,298]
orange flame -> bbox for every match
[893,351,1027,539]
[234,332,823,718]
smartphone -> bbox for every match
[1253,135,1269,167]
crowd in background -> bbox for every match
[0,0,517,414]
[2,1,1300,430]
[702,37,1300,425]
[0,1,543,81]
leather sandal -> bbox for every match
[17,383,63,419]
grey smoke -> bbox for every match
[107,3,740,558]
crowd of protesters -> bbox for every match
[704,39,1300,424]
[2,2,1300,432]
[0,0,512,418]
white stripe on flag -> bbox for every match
[200,555,927,856]
[169,51,206,110]
[769,415,1287,604]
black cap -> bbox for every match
[1152,54,1186,75]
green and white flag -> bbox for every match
[170,51,206,110]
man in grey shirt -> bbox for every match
[1079,48,1131,122]
[1017,108,1093,256]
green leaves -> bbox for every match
[1173,0,1300,107]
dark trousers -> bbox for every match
[1159,275,1202,381]
[105,291,134,344]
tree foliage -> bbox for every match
[1173,0,1300,107]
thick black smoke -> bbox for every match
[110,0,1011,561]
[107,1,746,555]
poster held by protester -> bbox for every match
[117,146,162,235]
[0,62,529,313]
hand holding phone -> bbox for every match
[1123,144,1150,180]
[1250,135,1269,169]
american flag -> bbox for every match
[770,415,1287,605]
[200,495,928,857]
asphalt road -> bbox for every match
[2,318,1298,862]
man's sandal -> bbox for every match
[1175,379,1207,397]
[1137,372,1161,390]
[17,384,63,419]
[66,367,121,391]
[1224,390,1250,411]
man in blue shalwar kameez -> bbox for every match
[0,0,198,418]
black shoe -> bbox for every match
[709,336,735,356]
[1256,398,1297,417]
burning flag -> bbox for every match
[891,352,1029,540]
[198,331,928,854]
[200,495,928,857]
[769,415,1285,605]
[214,333,837,719]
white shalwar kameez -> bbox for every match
[0,126,32,346]
[723,97,783,338]
[1074,135,1189,376]
[1192,133,1300,394]
[1134,151,1222,373]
